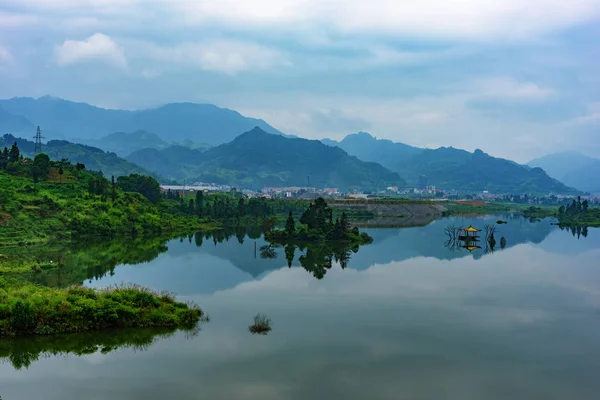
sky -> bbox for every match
[0,0,599,162]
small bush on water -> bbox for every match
[0,284,203,337]
[248,313,272,335]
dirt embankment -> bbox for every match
[331,201,447,217]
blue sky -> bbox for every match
[0,0,599,162]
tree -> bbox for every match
[76,162,86,172]
[58,166,64,183]
[8,142,20,163]
[582,199,589,213]
[195,191,204,217]
[0,146,8,169]
[111,176,117,202]
[299,197,332,231]
[237,198,246,218]
[31,153,50,183]
[340,212,350,233]
[116,174,161,203]
[285,211,296,235]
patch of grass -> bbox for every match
[248,313,272,335]
[0,283,202,337]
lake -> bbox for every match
[2,215,600,399]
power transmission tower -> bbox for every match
[34,126,44,155]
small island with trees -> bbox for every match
[265,198,373,245]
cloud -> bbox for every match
[6,0,600,41]
[0,45,12,64]
[175,0,600,41]
[307,109,371,133]
[139,40,288,75]
[54,33,127,68]
[471,77,555,102]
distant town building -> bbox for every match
[418,175,428,190]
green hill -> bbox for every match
[325,132,576,194]
[0,134,157,179]
[129,127,404,190]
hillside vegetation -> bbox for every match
[129,127,404,190]
[326,132,577,194]
[1,134,156,180]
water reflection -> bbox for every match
[12,216,593,291]
[0,327,186,370]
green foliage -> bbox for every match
[266,197,373,245]
[117,174,161,203]
[558,197,600,226]
[0,133,156,180]
[0,167,215,246]
[0,284,202,337]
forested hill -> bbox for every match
[0,134,156,179]
[324,132,576,194]
[128,127,404,190]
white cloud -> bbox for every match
[54,33,127,68]
[472,77,555,101]
[0,45,13,64]
[140,40,289,75]
[6,0,600,41]
[176,0,600,41]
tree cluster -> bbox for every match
[559,196,589,217]
[166,190,273,221]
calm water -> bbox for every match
[2,215,600,400]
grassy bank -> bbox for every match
[0,281,202,337]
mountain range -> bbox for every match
[0,95,584,193]
[528,152,600,194]
[324,132,576,194]
[129,127,403,190]
[0,134,156,179]
[0,96,282,145]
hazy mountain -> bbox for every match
[323,132,423,171]
[324,132,575,193]
[86,130,168,157]
[0,96,283,145]
[529,152,600,194]
[1,134,157,179]
[129,127,403,189]
[396,147,576,194]
[0,106,34,134]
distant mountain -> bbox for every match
[397,147,575,194]
[0,96,283,145]
[323,132,423,171]
[0,134,157,179]
[129,127,403,189]
[529,152,600,194]
[324,132,576,194]
[0,106,34,134]
[85,130,168,157]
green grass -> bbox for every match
[0,282,202,337]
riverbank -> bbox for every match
[0,280,202,337]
